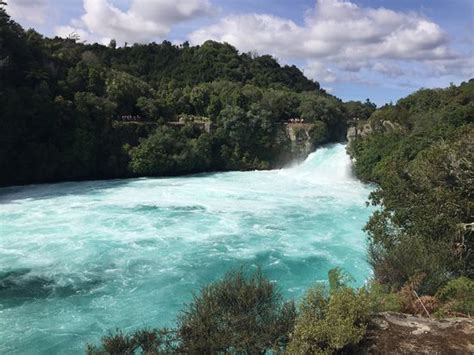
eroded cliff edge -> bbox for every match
[359,312,473,354]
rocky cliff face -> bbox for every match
[285,123,316,156]
[347,123,372,143]
[347,120,404,143]
[359,312,473,354]
[271,122,320,167]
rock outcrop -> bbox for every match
[285,123,317,156]
[347,122,373,143]
[359,312,473,354]
[347,120,403,143]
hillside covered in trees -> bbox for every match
[0,3,375,187]
[348,79,473,296]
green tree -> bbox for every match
[177,269,296,354]
[288,269,371,354]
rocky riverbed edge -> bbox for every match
[358,312,473,354]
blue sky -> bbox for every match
[6,0,474,105]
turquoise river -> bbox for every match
[0,144,373,354]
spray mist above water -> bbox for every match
[0,143,373,354]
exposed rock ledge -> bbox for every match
[359,312,473,354]
[347,120,404,143]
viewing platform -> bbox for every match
[115,114,213,133]
[114,115,318,136]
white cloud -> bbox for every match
[190,0,452,62]
[190,14,303,58]
[304,61,337,83]
[427,56,474,78]
[56,0,214,45]
[189,0,469,84]
[55,25,100,44]
[373,62,403,78]
[7,0,48,24]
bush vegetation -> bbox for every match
[287,268,371,354]
[87,269,296,354]
[88,268,472,354]
[435,277,474,316]
[86,269,375,354]
[348,80,473,296]
[86,328,177,355]
[177,269,296,354]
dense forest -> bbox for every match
[0,3,375,187]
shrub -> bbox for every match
[177,269,296,354]
[86,328,177,355]
[86,329,134,355]
[436,277,474,316]
[366,282,402,313]
[287,269,371,354]
[413,296,439,316]
[397,273,427,314]
[367,229,457,295]
[86,270,295,354]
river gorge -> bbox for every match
[0,144,373,354]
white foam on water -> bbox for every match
[0,143,373,354]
